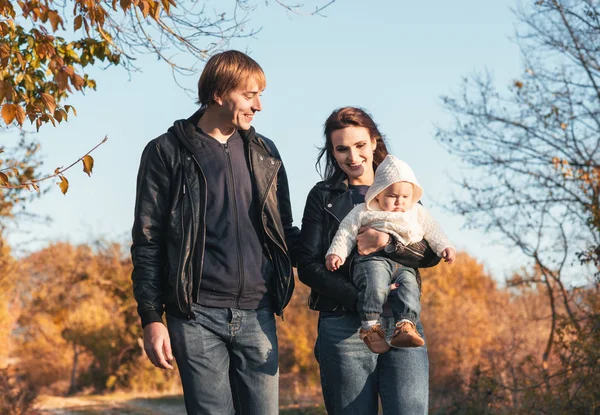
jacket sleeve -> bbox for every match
[297,187,359,309]
[386,235,442,269]
[131,139,171,327]
[326,204,364,259]
[276,156,301,267]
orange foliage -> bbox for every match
[277,272,321,404]
[8,241,596,411]
[422,253,508,396]
[0,235,19,368]
[421,253,553,409]
[13,242,179,394]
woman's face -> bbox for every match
[330,126,377,185]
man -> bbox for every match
[131,50,300,414]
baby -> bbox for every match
[326,155,455,353]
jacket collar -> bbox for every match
[173,108,260,149]
[314,176,354,223]
[315,175,348,192]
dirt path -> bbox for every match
[38,394,186,415]
[37,393,325,414]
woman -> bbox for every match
[297,107,440,414]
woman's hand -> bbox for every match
[356,226,388,255]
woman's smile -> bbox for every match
[331,126,376,185]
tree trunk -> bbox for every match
[67,344,79,395]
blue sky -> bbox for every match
[4,0,528,279]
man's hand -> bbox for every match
[356,226,388,255]
[326,254,344,271]
[143,322,174,370]
[441,247,456,264]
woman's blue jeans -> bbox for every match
[166,304,279,415]
[315,312,429,414]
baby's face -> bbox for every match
[376,182,414,212]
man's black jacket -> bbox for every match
[297,177,441,312]
[131,110,300,327]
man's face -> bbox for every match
[376,182,414,212]
[216,78,263,131]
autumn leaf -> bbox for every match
[120,0,132,11]
[514,80,524,89]
[1,104,16,125]
[82,155,94,177]
[14,105,25,125]
[58,175,69,194]
[48,10,64,32]
[74,15,83,31]
[40,93,57,114]
[64,105,77,116]
[139,0,150,18]
[561,123,568,130]
[0,172,8,185]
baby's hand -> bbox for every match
[441,247,456,264]
[326,254,344,271]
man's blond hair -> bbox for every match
[197,50,266,108]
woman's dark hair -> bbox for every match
[316,107,389,181]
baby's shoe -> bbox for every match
[359,324,390,354]
[390,321,425,348]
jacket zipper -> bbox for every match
[175,171,194,317]
[223,142,245,308]
[182,172,197,312]
[317,191,348,311]
[260,160,286,256]
[189,155,208,309]
[312,199,344,311]
[175,182,187,315]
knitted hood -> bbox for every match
[365,155,423,210]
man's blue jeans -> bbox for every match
[353,254,421,324]
[166,304,279,415]
[315,312,429,414]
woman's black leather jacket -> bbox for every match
[297,177,441,312]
